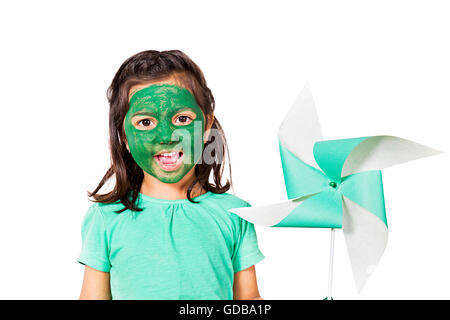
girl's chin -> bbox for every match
[153,152,185,172]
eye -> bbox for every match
[139,119,153,127]
[132,116,157,130]
[173,112,196,126]
[176,115,191,123]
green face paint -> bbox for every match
[124,84,205,183]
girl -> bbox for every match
[77,50,265,300]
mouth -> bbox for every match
[153,150,184,172]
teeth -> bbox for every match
[157,151,179,157]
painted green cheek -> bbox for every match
[124,84,205,184]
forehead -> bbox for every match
[129,78,175,99]
[129,84,198,110]
[128,77,194,101]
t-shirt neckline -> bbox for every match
[138,191,213,204]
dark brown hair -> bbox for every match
[88,50,232,213]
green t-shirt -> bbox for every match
[77,191,265,300]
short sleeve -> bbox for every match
[231,213,265,273]
[77,204,111,272]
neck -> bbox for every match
[139,167,206,200]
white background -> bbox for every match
[0,1,449,299]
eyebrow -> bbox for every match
[174,106,196,113]
[131,111,157,117]
[130,105,198,119]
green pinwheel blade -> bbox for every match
[279,139,329,200]
[313,137,368,183]
[274,190,343,228]
[340,170,387,226]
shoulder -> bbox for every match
[96,200,128,214]
[205,192,252,210]
[204,192,252,227]
[205,193,257,238]
[82,201,130,227]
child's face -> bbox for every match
[124,81,205,184]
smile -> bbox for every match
[154,150,184,172]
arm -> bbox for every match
[233,265,263,300]
[79,265,111,300]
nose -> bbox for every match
[158,135,173,145]
[156,120,178,145]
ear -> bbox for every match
[204,113,215,143]
[122,119,130,152]
[122,137,130,152]
[122,134,130,152]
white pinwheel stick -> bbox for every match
[327,228,335,300]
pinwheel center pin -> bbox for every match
[329,181,337,188]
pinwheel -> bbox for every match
[229,83,441,296]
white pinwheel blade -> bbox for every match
[278,82,323,169]
[342,195,389,293]
[229,194,317,227]
[342,135,442,177]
